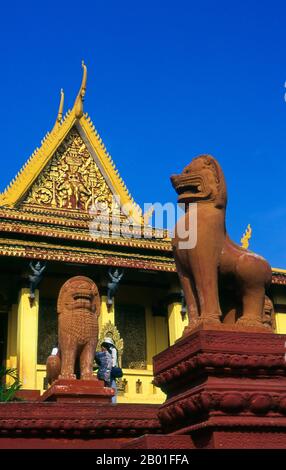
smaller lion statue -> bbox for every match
[46,276,100,382]
[171,154,272,332]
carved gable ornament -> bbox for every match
[22,127,120,214]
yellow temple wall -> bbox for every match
[146,306,156,370]
[272,289,286,334]
[275,314,286,334]
[5,277,185,402]
[99,295,114,330]
[6,275,286,402]
[168,301,188,346]
[4,289,39,389]
[16,289,39,390]
[6,305,17,369]
[27,285,176,403]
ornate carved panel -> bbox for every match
[23,127,120,214]
[37,299,57,364]
[115,304,147,369]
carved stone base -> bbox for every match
[153,329,286,449]
[182,320,271,337]
[0,403,161,448]
[40,379,114,403]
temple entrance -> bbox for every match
[0,312,8,368]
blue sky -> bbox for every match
[0,1,286,267]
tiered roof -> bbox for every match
[0,63,173,271]
[0,63,283,281]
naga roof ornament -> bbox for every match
[52,88,65,132]
[73,61,87,119]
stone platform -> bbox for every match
[152,329,286,449]
[40,378,114,403]
[0,402,161,448]
[1,330,286,449]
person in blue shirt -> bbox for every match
[95,337,118,403]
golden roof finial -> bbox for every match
[241,224,252,250]
[52,88,64,132]
[73,60,87,118]
[57,88,64,122]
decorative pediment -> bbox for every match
[22,127,120,215]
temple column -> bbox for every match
[6,304,18,372]
[154,315,169,353]
[272,290,286,334]
[274,312,286,333]
[17,288,39,389]
[98,295,115,331]
[167,291,188,346]
[145,306,156,371]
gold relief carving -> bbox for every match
[24,128,119,213]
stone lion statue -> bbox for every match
[46,276,100,382]
[263,295,275,330]
[171,154,272,333]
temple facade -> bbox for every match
[0,64,286,404]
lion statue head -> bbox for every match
[171,154,227,209]
[57,276,100,317]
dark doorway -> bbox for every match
[0,313,8,368]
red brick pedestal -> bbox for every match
[40,378,114,403]
[152,329,286,449]
[0,403,161,448]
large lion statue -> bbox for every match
[171,154,272,333]
[46,276,100,383]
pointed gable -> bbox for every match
[22,126,121,214]
[0,63,142,224]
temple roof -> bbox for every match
[0,64,284,280]
[271,268,286,286]
[0,63,172,271]
[0,62,142,224]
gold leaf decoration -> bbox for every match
[23,127,120,214]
